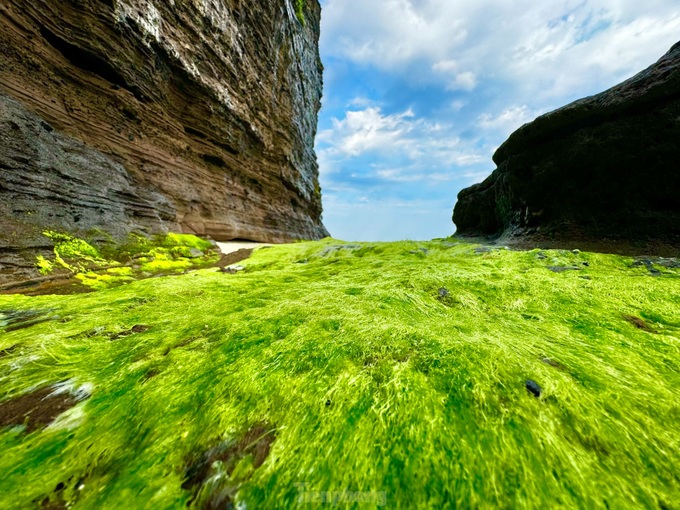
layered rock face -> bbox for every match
[0,0,327,281]
[453,42,680,254]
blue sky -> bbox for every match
[314,0,680,241]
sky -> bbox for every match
[314,0,680,241]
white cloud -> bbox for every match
[460,170,493,183]
[322,0,469,70]
[315,106,491,243]
[375,169,423,183]
[432,59,459,73]
[319,107,416,157]
[346,96,377,108]
[478,105,537,136]
[449,100,466,111]
[322,0,680,102]
[450,71,477,91]
[318,106,485,170]
[432,60,477,90]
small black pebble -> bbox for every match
[325,400,332,407]
[525,380,541,397]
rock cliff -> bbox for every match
[453,42,680,255]
[0,0,328,282]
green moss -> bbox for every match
[138,252,194,274]
[106,267,134,276]
[75,271,135,291]
[313,181,322,202]
[160,233,213,252]
[35,255,53,276]
[42,230,110,272]
[295,0,305,25]
[34,232,220,290]
[2,239,679,508]
[95,232,151,263]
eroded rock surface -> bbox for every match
[0,0,327,282]
[453,42,680,255]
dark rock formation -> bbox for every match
[0,0,328,282]
[453,41,680,255]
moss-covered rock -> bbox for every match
[29,231,221,292]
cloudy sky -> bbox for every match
[314,0,680,241]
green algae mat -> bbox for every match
[0,239,678,509]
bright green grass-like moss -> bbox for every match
[42,230,113,273]
[295,0,305,25]
[1,239,679,508]
[36,232,220,291]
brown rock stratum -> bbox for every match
[0,0,328,282]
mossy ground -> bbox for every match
[0,239,678,508]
